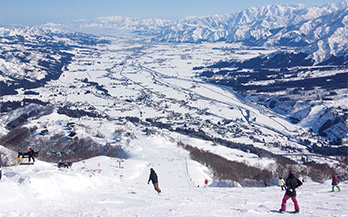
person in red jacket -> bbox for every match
[204,179,209,187]
[279,171,303,213]
[332,174,341,192]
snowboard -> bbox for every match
[19,162,35,165]
[270,210,299,214]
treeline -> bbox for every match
[0,126,127,166]
[177,142,347,186]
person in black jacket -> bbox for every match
[28,147,35,163]
[280,171,302,213]
[148,168,161,193]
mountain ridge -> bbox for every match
[44,0,348,64]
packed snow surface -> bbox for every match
[1,132,347,217]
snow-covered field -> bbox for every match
[1,131,347,217]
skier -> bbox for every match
[28,147,35,163]
[148,168,161,193]
[279,171,302,213]
[278,177,286,191]
[331,174,341,192]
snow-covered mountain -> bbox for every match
[52,1,348,64]
[300,7,348,63]
[74,16,174,31]
[0,26,108,96]
[46,16,175,36]
[156,1,348,64]
[157,2,345,42]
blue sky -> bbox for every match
[0,0,343,25]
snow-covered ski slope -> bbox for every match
[1,132,347,217]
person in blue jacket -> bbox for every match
[148,168,161,193]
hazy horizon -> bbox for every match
[0,0,344,25]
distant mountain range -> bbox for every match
[49,0,348,64]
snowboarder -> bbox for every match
[28,147,35,163]
[331,174,341,192]
[279,171,302,213]
[148,168,161,193]
[278,177,286,191]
